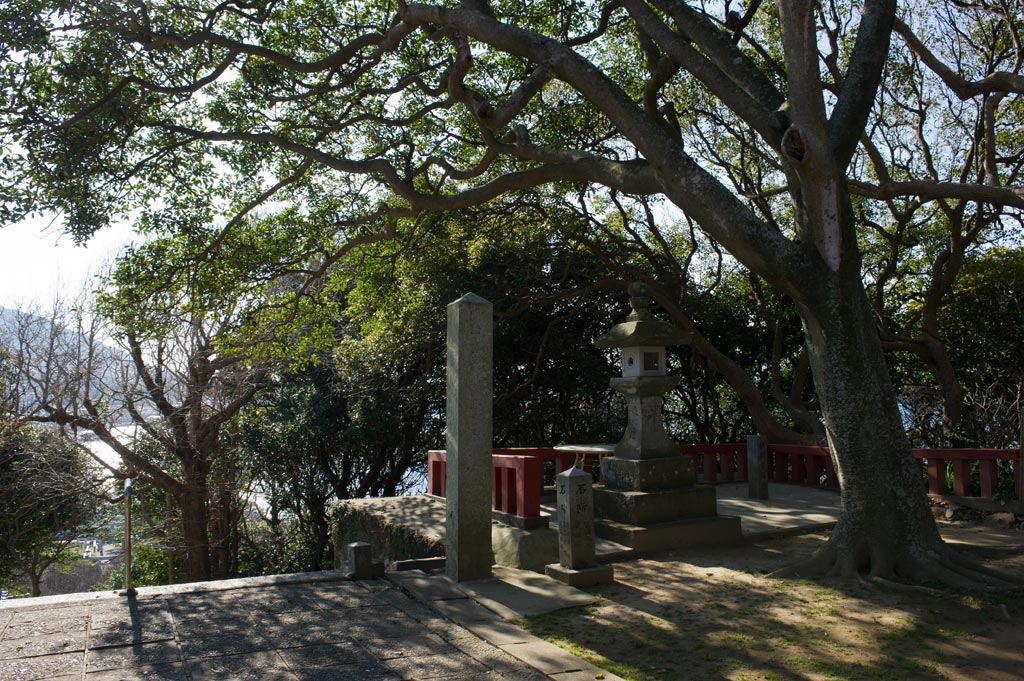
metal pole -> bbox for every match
[124,478,133,594]
[166,493,174,585]
[1018,386,1023,501]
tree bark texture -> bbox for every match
[178,466,213,582]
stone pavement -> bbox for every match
[0,570,621,681]
[5,483,1018,681]
[715,482,1024,551]
[716,481,841,537]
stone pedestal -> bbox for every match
[593,477,742,552]
[592,369,742,553]
[610,376,681,459]
[345,541,384,579]
[545,468,613,587]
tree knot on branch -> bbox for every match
[782,125,807,165]
[504,124,530,147]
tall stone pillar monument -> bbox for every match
[593,283,741,552]
[445,293,493,581]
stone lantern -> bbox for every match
[590,282,741,553]
[595,281,690,460]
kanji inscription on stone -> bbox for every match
[556,467,596,569]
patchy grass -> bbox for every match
[522,532,1024,681]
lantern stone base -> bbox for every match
[594,453,742,553]
[545,562,615,587]
[602,455,695,491]
[594,515,742,554]
[594,484,717,525]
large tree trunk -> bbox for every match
[781,249,1017,587]
[28,570,42,598]
[209,472,238,580]
[178,467,212,582]
[801,268,936,572]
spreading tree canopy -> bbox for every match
[2,0,1023,586]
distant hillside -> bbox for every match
[0,306,130,421]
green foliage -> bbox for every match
[940,249,1024,388]
[897,247,1024,447]
[0,427,101,592]
[342,206,624,446]
[99,542,180,590]
[236,513,328,577]
[938,248,1024,446]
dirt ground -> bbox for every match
[522,526,1024,681]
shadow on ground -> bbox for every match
[522,532,1024,681]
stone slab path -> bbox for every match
[0,570,620,681]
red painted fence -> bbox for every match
[427,448,602,521]
[685,442,1022,498]
[915,448,1021,498]
[682,443,839,489]
[427,444,1022,521]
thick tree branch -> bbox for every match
[829,0,896,169]
[401,2,809,291]
[622,0,784,149]
[652,0,786,114]
[849,178,1024,209]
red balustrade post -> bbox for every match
[519,457,542,518]
[773,449,788,482]
[722,450,735,481]
[427,451,447,497]
[927,458,947,494]
[979,459,999,498]
[791,453,806,485]
[703,452,717,484]
[951,459,970,496]
[554,452,573,476]
[809,454,822,486]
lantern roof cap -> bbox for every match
[594,282,691,349]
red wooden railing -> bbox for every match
[684,442,1021,498]
[427,448,603,521]
[681,442,840,489]
[426,444,1021,521]
[914,448,1021,498]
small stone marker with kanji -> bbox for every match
[545,467,614,587]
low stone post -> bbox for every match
[747,435,770,500]
[545,468,613,587]
[345,541,384,580]
[347,541,373,579]
[445,293,493,582]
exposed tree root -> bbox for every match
[767,543,837,579]
[767,537,1024,593]
[861,576,945,597]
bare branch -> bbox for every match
[894,17,1024,99]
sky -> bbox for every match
[0,214,135,310]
